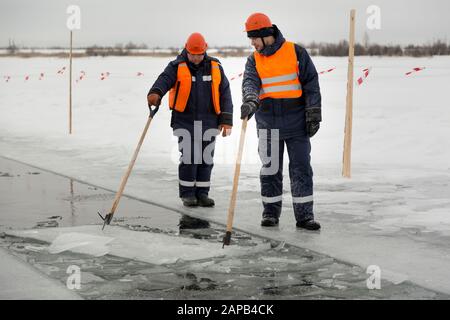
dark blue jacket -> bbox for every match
[149,49,233,133]
[242,26,321,139]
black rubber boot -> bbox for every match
[296,219,321,231]
[261,216,279,227]
[197,194,215,207]
[182,197,198,207]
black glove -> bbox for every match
[305,106,321,137]
[240,100,258,120]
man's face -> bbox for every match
[249,36,275,52]
[187,52,204,65]
[250,37,264,51]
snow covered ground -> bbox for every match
[1,55,450,295]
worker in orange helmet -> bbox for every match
[147,33,234,207]
[241,13,322,230]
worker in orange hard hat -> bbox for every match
[244,12,275,50]
[185,32,208,53]
[241,13,322,231]
[147,33,234,208]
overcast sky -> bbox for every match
[1,0,449,48]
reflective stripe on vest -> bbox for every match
[168,61,222,115]
[254,41,303,100]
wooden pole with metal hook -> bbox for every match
[99,106,159,230]
[223,117,248,247]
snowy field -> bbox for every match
[1,55,450,295]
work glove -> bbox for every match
[305,106,321,137]
[240,100,258,120]
[219,124,232,137]
[147,93,161,107]
[147,93,161,118]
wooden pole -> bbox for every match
[223,118,248,247]
[110,116,153,214]
[342,9,356,178]
[69,30,73,135]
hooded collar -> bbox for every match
[258,25,286,57]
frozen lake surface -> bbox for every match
[0,156,447,299]
[1,55,450,298]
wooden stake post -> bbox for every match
[66,5,81,134]
[342,9,356,178]
[69,30,73,134]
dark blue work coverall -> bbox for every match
[149,49,233,198]
[242,28,321,223]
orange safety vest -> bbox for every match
[254,41,303,100]
[169,60,222,115]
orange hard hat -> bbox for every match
[185,33,207,54]
[245,13,272,32]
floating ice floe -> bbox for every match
[48,232,114,256]
[7,225,271,265]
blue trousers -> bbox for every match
[177,135,216,198]
[258,132,314,222]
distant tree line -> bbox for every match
[3,40,450,57]
[6,39,18,54]
[85,42,149,56]
[306,40,450,57]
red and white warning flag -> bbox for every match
[137,72,144,76]
[57,66,66,75]
[100,72,110,80]
[76,71,86,83]
[405,67,425,76]
[356,67,371,86]
[319,67,336,75]
[39,73,44,80]
[230,72,243,81]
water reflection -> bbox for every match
[178,215,210,230]
[68,179,77,226]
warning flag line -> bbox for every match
[356,67,371,86]
[405,67,426,76]
[319,67,336,75]
[2,66,428,83]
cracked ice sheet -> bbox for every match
[7,226,271,265]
